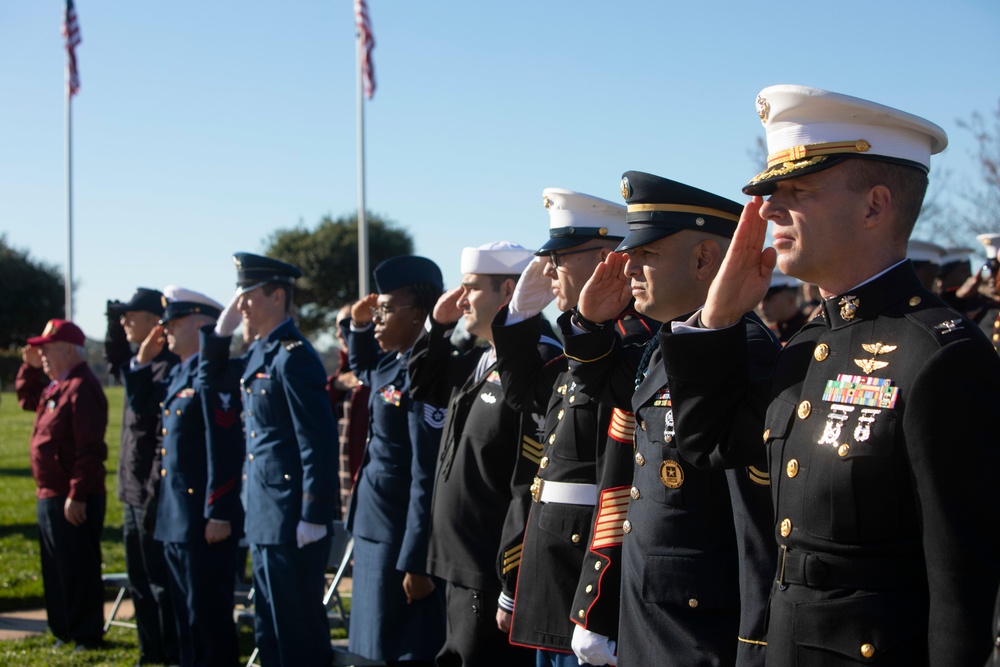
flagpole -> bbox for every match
[356,29,369,298]
[65,73,74,320]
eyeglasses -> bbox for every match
[548,246,598,268]
[371,304,415,321]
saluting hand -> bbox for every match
[578,252,631,324]
[351,293,379,326]
[402,572,435,604]
[137,325,166,365]
[701,196,776,329]
[22,345,43,369]
[432,286,464,324]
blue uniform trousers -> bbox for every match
[250,536,333,667]
[36,494,106,645]
[163,538,240,667]
[123,502,179,664]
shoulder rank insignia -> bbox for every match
[934,319,964,335]
[282,339,303,351]
[854,342,896,373]
[839,295,859,321]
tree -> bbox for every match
[264,212,414,337]
[957,97,1000,236]
[0,235,64,349]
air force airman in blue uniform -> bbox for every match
[202,253,339,667]
[123,286,244,667]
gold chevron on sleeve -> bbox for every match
[521,436,544,464]
[502,543,523,574]
[591,487,631,549]
[608,408,636,444]
[748,465,770,486]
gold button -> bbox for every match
[161,448,167,456]
[860,643,875,659]
[577,609,585,619]
[585,584,593,594]
[175,409,181,416]
[571,533,580,543]
[780,518,792,537]
[540,456,549,469]
[630,486,640,500]
[908,296,921,307]
[162,428,167,436]
[164,409,169,416]
[159,402,164,407]
[762,429,770,443]
[594,561,601,571]
[261,389,267,395]
[688,598,698,608]
[569,395,575,404]
[549,433,556,444]
[248,453,255,461]
[814,343,829,361]
[786,459,799,478]
[248,410,253,417]
[838,444,850,457]
[242,474,247,480]
[187,488,194,495]
[640,420,647,431]
[283,474,291,480]
[250,431,256,438]
[665,435,673,443]
[635,452,645,466]
[623,520,632,534]
[246,388,251,394]
[797,401,811,419]
[557,409,564,420]
[160,469,166,477]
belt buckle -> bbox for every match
[530,477,543,503]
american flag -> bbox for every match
[354,0,375,99]
[61,0,82,96]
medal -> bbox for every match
[853,408,881,442]
[817,404,854,446]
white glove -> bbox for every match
[572,624,617,666]
[295,520,328,548]
[507,256,555,324]
[214,290,243,337]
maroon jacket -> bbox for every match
[16,362,108,500]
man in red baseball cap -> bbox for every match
[16,319,109,652]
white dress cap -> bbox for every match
[460,241,535,275]
[746,85,948,195]
[976,233,1000,260]
[163,285,224,311]
[536,188,628,253]
[906,240,945,264]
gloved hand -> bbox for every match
[507,256,555,324]
[572,624,618,666]
[296,520,328,548]
[214,290,243,337]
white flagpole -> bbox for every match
[356,28,369,298]
[65,74,74,320]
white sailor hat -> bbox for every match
[765,269,799,298]
[460,241,535,275]
[940,246,974,267]
[976,233,1000,260]
[160,285,224,324]
[745,85,948,196]
[907,239,945,264]
[536,188,627,254]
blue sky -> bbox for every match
[2,0,998,343]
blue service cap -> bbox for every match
[616,171,742,252]
[110,287,165,317]
[373,256,444,294]
[232,252,302,295]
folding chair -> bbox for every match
[101,572,137,632]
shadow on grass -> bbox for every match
[0,468,32,478]
[0,523,38,540]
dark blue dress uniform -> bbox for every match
[563,309,777,667]
[490,306,654,656]
[663,262,1000,666]
[123,330,244,667]
[343,317,447,662]
[202,316,339,667]
[409,316,558,666]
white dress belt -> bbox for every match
[531,478,598,506]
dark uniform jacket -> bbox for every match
[491,306,654,652]
[343,321,444,574]
[409,318,558,594]
[564,310,777,667]
[17,362,108,500]
[202,319,339,545]
[122,344,244,544]
[662,262,1000,666]
[118,346,178,507]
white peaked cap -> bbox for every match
[162,285,224,311]
[907,240,945,264]
[460,241,535,275]
[977,233,1000,260]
